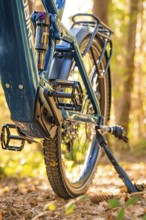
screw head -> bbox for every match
[5,83,10,88]
[18,85,24,90]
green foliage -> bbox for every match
[0,143,45,178]
[0,87,45,180]
[108,196,138,220]
[142,215,146,220]
[108,198,121,208]
[65,201,76,215]
[0,166,6,178]
[125,196,137,206]
[108,0,146,149]
[133,139,146,157]
[117,208,125,220]
[65,195,88,215]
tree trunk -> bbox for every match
[93,0,109,24]
[117,0,139,132]
[134,0,145,139]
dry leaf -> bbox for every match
[0,213,2,220]
[143,194,146,199]
[43,201,56,211]
[0,162,146,220]
[32,211,50,220]
[65,201,76,215]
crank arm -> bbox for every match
[62,110,99,124]
[62,112,128,143]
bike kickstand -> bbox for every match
[96,130,138,193]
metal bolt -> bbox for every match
[18,85,24,90]
[5,83,10,89]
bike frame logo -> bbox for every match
[23,0,34,49]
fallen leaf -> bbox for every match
[117,208,125,220]
[65,201,76,215]
[43,201,56,211]
[143,194,146,199]
[32,211,50,220]
[0,213,2,220]
[125,196,137,206]
[119,186,126,193]
[108,198,121,208]
[76,195,88,202]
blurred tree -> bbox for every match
[117,0,139,132]
[92,0,146,149]
[29,0,43,13]
[93,0,109,24]
[132,0,146,142]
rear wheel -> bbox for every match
[43,35,111,198]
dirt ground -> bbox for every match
[0,156,146,220]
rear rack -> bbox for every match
[71,13,113,77]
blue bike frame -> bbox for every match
[0,0,112,139]
[42,0,66,19]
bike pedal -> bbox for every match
[1,124,25,151]
[50,80,83,111]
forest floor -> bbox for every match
[0,154,146,220]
